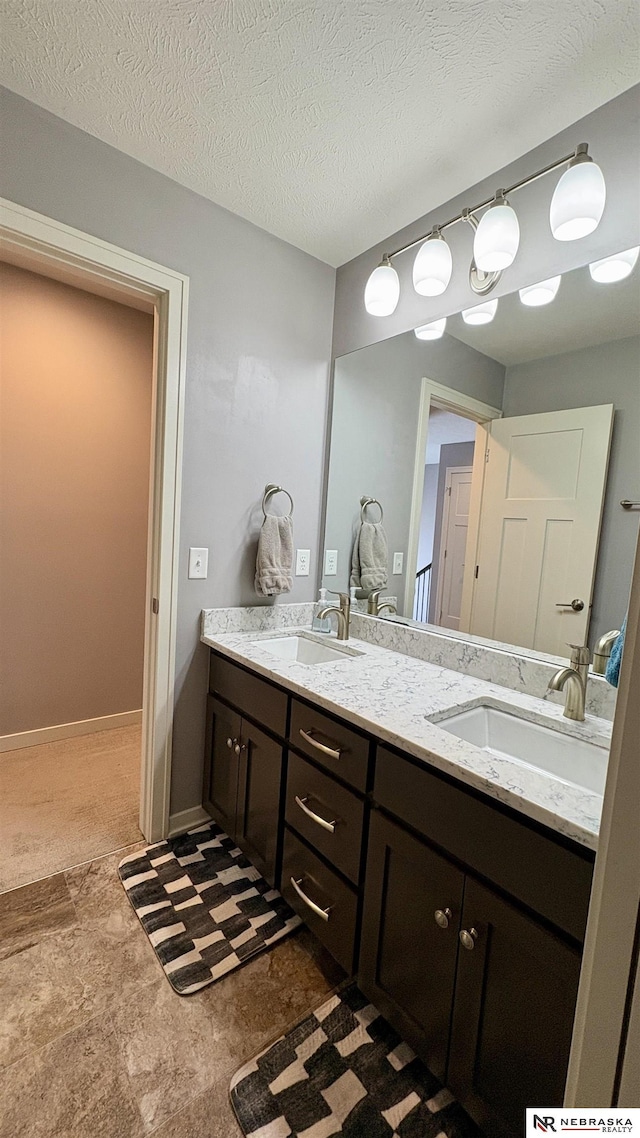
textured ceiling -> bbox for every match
[1,0,639,266]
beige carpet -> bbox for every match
[0,726,142,893]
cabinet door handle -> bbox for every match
[459,927,479,950]
[290,876,331,922]
[226,737,236,750]
[299,728,342,761]
[294,795,337,834]
[434,907,452,929]
[234,741,246,756]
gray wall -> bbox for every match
[429,442,476,624]
[333,86,640,358]
[0,88,335,815]
[323,331,504,607]
[503,335,640,645]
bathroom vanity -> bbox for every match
[200,614,609,1138]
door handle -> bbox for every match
[555,599,584,611]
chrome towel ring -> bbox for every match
[360,496,383,523]
[262,483,294,518]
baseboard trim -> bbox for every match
[0,710,143,753]
[168,806,211,839]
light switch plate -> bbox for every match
[188,547,209,579]
[324,549,338,576]
[295,549,311,576]
[393,552,404,575]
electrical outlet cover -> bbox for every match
[324,549,338,575]
[295,549,311,576]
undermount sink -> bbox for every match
[252,632,363,665]
[432,702,608,795]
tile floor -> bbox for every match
[0,725,143,892]
[0,843,344,1137]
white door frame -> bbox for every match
[433,465,473,626]
[405,378,501,619]
[0,198,189,843]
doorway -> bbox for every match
[0,198,189,885]
[0,261,155,890]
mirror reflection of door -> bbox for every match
[465,404,614,655]
[434,466,473,630]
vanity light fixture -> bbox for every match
[589,246,640,283]
[364,256,400,316]
[461,298,498,325]
[363,142,605,314]
[412,230,453,296]
[473,191,520,272]
[549,144,606,241]
[414,317,447,340]
[519,275,562,307]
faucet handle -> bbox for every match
[569,643,590,666]
[328,590,350,609]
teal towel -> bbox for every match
[605,617,626,688]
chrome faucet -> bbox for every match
[591,629,621,674]
[548,644,590,721]
[367,589,398,617]
[317,591,351,641]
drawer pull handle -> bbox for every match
[290,876,331,922]
[294,795,337,834]
[434,907,452,929]
[299,728,342,761]
[459,927,479,951]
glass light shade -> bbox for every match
[414,317,446,340]
[461,298,498,325]
[412,236,452,296]
[364,261,400,315]
[519,275,562,307]
[550,160,606,241]
[473,202,520,271]
[589,246,639,283]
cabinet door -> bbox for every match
[448,877,581,1138]
[236,719,283,887]
[359,811,464,1082]
[202,695,241,839]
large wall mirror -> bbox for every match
[323,250,640,661]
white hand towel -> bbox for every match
[255,514,293,596]
[350,521,388,592]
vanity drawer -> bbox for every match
[281,827,358,973]
[289,699,370,791]
[285,752,364,884]
[209,652,288,738]
[374,746,594,943]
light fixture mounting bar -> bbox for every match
[386,145,585,261]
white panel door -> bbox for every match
[470,404,613,654]
[435,467,473,630]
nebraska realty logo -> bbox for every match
[526,1110,640,1134]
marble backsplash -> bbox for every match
[202,602,315,638]
[349,612,617,721]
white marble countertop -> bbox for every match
[201,620,611,851]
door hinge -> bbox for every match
[152,597,159,614]
[447,485,452,495]
[485,449,490,463]
[444,549,447,559]
[475,565,479,579]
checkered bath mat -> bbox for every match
[230,983,481,1137]
[118,822,301,994]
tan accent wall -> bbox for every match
[0,262,153,735]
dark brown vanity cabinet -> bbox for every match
[203,669,286,886]
[204,650,594,1136]
[361,746,591,1138]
